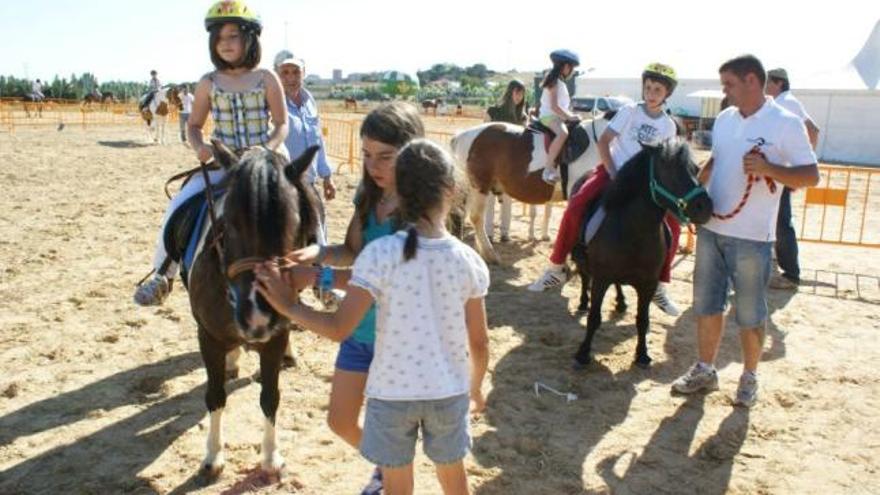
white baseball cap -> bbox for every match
[274,49,304,68]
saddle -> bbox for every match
[163,187,226,288]
[526,119,591,165]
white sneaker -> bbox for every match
[733,373,759,408]
[542,168,560,184]
[133,274,171,306]
[671,363,719,394]
[528,265,569,292]
[652,284,681,316]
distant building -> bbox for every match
[332,69,343,83]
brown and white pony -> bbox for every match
[141,86,179,144]
[343,96,358,110]
[187,142,322,480]
[451,117,609,262]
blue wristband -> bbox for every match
[318,266,334,292]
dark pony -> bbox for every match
[188,141,321,480]
[572,140,713,369]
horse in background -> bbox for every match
[421,98,442,116]
[82,92,117,108]
[141,86,179,144]
[343,96,357,111]
[451,115,610,262]
[185,142,322,480]
[572,141,712,369]
[21,94,44,118]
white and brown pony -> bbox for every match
[451,117,610,262]
[141,86,179,144]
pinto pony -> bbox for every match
[141,86,179,144]
[187,142,322,479]
[451,117,609,262]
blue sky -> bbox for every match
[1,0,876,84]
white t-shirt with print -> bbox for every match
[703,99,817,242]
[350,231,490,401]
[775,91,812,122]
[607,102,677,171]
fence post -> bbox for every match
[347,122,356,173]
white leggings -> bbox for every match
[152,168,227,278]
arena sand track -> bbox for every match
[1,125,878,494]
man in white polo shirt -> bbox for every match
[765,68,821,290]
[671,55,819,408]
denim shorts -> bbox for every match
[334,336,374,373]
[693,227,772,328]
[360,394,470,468]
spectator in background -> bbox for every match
[484,79,528,243]
[765,68,821,290]
[273,50,336,245]
[31,79,45,101]
[178,85,194,144]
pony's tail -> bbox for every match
[403,226,418,261]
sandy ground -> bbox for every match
[1,124,879,494]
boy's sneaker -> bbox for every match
[361,466,383,495]
[133,274,171,306]
[671,363,719,394]
[542,168,560,184]
[652,284,681,316]
[528,265,570,292]
[733,373,759,408]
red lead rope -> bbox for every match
[711,147,778,220]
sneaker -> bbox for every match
[542,168,560,184]
[769,274,798,290]
[360,466,383,495]
[528,265,570,292]
[652,284,681,316]
[133,274,171,306]
[671,363,719,394]
[733,373,759,408]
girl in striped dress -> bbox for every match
[134,0,289,306]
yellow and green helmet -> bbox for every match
[642,62,678,94]
[205,0,262,35]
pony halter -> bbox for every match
[648,155,707,225]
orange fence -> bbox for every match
[0,100,177,133]
[795,165,879,247]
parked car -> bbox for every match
[572,95,634,117]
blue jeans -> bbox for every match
[693,228,773,328]
[775,187,800,282]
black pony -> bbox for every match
[188,141,321,480]
[572,140,712,369]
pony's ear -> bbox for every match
[211,139,238,169]
[284,146,321,184]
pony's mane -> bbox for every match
[225,149,317,256]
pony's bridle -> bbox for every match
[648,155,707,225]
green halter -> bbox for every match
[648,155,707,225]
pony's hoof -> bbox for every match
[225,368,239,381]
[634,356,652,369]
[261,453,285,478]
[577,302,589,312]
[541,235,551,242]
[282,355,297,369]
[572,357,591,371]
[614,304,628,314]
[199,462,224,485]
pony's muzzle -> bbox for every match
[685,193,714,225]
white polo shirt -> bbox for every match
[703,99,816,242]
[775,90,812,122]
